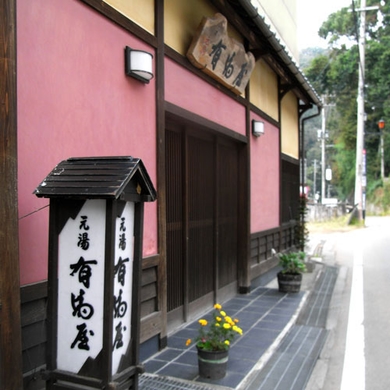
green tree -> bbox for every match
[302,0,390,203]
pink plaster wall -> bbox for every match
[17,0,157,285]
[165,58,246,134]
[250,117,280,232]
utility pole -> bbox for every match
[313,159,317,198]
[321,104,326,203]
[318,96,334,204]
[354,0,380,222]
[378,119,385,180]
[354,0,366,222]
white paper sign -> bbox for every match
[57,199,106,373]
[112,202,135,374]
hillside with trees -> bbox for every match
[301,0,390,211]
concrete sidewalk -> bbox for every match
[139,237,336,390]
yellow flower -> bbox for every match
[223,323,231,329]
[233,325,243,335]
[234,318,239,323]
[193,306,242,351]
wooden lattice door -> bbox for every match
[166,127,239,328]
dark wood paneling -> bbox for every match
[141,267,157,287]
[250,222,298,282]
[281,157,300,223]
[141,284,157,303]
[140,312,162,344]
[21,299,47,328]
[22,321,46,351]
[187,135,214,302]
[166,129,184,313]
[217,142,238,289]
[140,299,157,318]
[166,124,242,326]
[20,255,163,387]
[0,0,23,386]
[20,283,47,389]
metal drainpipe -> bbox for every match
[300,106,322,249]
[301,105,322,191]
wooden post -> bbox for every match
[0,0,23,388]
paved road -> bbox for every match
[306,216,390,390]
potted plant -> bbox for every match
[277,251,307,293]
[186,304,243,379]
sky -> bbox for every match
[297,0,352,50]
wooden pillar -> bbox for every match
[0,0,23,388]
[155,0,168,348]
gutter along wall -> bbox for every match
[11,0,321,386]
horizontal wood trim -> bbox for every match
[142,254,159,270]
[165,101,248,144]
[22,343,45,378]
[281,153,299,165]
[165,45,248,105]
[21,281,47,304]
[141,267,157,287]
[251,226,280,240]
[141,283,157,303]
[23,367,46,390]
[249,102,280,128]
[22,321,46,350]
[79,0,158,49]
[21,299,46,328]
[140,312,162,343]
[250,256,279,280]
[140,299,156,318]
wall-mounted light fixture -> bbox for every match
[252,120,265,137]
[125,46,154,83]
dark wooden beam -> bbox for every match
[279,83,294,101]
[0,0,23,387]
[79,0,157,49]
[155,0,168,349]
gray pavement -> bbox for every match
[139,234,337,389]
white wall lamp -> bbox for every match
[252,120,265,137]
[125,46,154,83]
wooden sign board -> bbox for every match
[35,157,157,389]
[187,13,255,95]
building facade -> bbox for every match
[0,0,321,387]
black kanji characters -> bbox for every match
[113,289,127,318]
[70,256,97,288]
[114,257,129,287]
[71,323,94,351]
[71,289,94,320]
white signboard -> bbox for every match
[57,199,106,373]
[112,202,135,374]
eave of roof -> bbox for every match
[34,156,157,201]
[235,0,323,108]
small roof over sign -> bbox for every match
[34,156,157,202]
